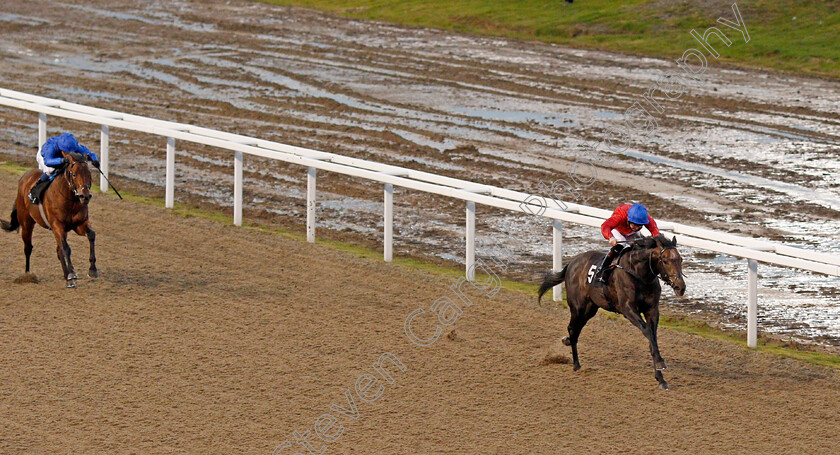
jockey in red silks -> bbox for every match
[591,203,660,286]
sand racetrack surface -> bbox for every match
[0,169,838,454]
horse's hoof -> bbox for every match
[659,382,670,391]
[573,364,581,372]
[562,336,571,346]
[88,269,99,279]
[66,281,76,289]
[67,272,78,280]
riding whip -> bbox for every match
[94,166,123,200]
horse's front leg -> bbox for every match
[75,222,97,278]
[65,237,77,281]
[22,221,34,274]
[52,226,75,288]
[654,370,668,390]
[643,306,669,390]
[643,306,666,371]
[621,304,668,388]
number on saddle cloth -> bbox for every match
[586,264,598,284]
[586,244,630,285]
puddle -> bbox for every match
[0,13,49,26]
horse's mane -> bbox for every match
[65,152,85,163]
[57,152,87,173]
[633,235,675,250]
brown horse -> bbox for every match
[1,152,97,288]
[538,235,686,389]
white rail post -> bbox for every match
[234,150,243,226]
[99,125,109,193]
[747,259,758,348]
[165,137,175,208]
[38,113,46,149]
[384,183,393,262]
[466,201,475,281]
[553,219,563,301]
[306,167,316,243]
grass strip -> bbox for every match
[258,0,840,79]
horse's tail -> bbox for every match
[538,265,568,304]
[1,206,19,232]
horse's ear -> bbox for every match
[672,236,677,245]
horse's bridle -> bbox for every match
[64,163,91,198]
[615,244,685,287]
[650,246,686,287]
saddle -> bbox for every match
[587,244,632,287]
[603,245,632,274]
[611,244,633,265]
[29,173,57,205]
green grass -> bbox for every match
[2,161,838,369]
[661,315,840,369]
[0,161,29,174]
[258,0,840,79]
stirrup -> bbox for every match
[589,263,609,287]
[30,179,49,205]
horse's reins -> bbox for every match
[35,161,92,231]
[614,244,684,287]
[65,163,91,198]
[66,161,123,199]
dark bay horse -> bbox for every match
[538,235,686,389]
[1,152,97,288]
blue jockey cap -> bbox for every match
[627,204,649,225]
[56,133,80,153]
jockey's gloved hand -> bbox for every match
[91,159,100,168]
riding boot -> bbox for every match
[29,173,51,205]
[591,244,624,287]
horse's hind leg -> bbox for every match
[565,301,598,371]
[75,223,97,278]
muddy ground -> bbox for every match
[0,4,838,347]
[0,169,838,454]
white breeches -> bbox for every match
[611,229,643,243]
[36,152,56,175]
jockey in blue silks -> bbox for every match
[29,133,99,204]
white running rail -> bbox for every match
[1,88,838,348]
